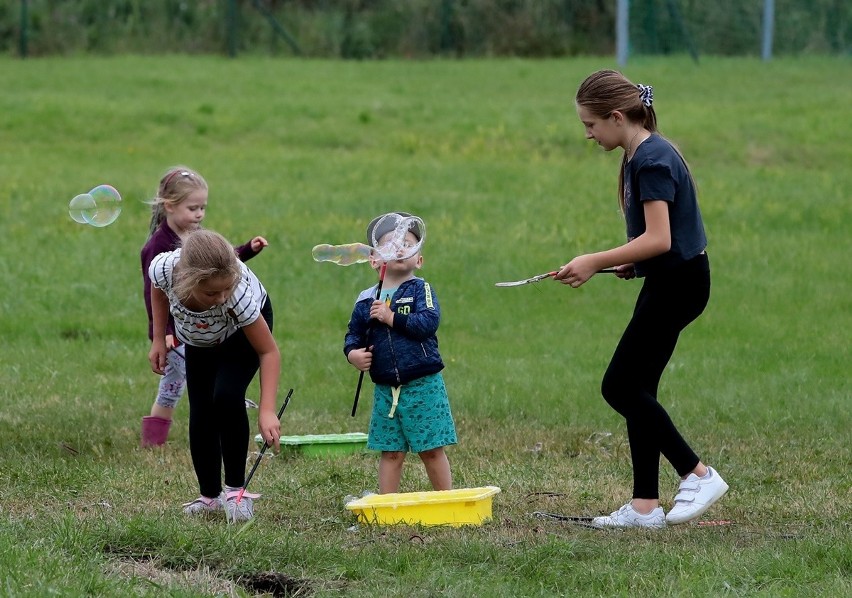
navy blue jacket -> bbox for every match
[344,277,444,386]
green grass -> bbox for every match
[0,55,850,597]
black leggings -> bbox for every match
[601,254,710,499]
[185,298,273,498]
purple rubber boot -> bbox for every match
[141,416,172,448]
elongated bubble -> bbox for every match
[312,243,373,266]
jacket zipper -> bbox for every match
[386,328,401,386]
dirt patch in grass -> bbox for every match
[107,557,313,597]
[235,571,312,597]
[106,558,239,595]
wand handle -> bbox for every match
[351,263,387,417]
[238,388,294,504]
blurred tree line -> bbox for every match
[1,0,848,58]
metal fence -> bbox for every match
[4,0,849,59]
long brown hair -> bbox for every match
[576,70,693,213]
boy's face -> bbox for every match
[370,231,423,273]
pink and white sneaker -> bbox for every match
[182,495,223,515]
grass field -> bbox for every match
[0,55,849,597]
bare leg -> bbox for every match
[419,447,452,491]
[378,451,405,493]
[150,404,175,419]
[631,498,660,514]
[684,461,708,479]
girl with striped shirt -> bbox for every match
[148,229,281,521]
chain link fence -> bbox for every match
[2,0,848,58]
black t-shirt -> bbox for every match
[623,134,707,276]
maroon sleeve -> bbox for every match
[235,240,259,263]
[141,225,179,340]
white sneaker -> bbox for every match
[666,466,729,524]
[591,503,666,528]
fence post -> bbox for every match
[19,0,28,58]
[616,0,629,66]
[762,0,775,61]
[226,0,238,57]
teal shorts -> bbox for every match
[368,373,457,453]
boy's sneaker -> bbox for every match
[666,466,729,525]
[224,488,260,522]
[591,503,666,529]
[182,495,223,515]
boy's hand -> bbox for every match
[369,300,394,326]
[347,347,373,372]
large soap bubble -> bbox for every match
[68,184,122,227]
[368,213,426,262]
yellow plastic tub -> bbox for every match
[254,432,369,457]
[345,486,501,527]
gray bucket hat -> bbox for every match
[366,212,423,246]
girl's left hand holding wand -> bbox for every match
[555,254,604,288]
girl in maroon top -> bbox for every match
[140,166,267,447]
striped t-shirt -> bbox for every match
[148,249,267,347]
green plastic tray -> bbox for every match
[254,432,369,457]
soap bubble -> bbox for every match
[68,184,122,227]
[68,193,97,224]
[85,184,122,227]
[312,243,373,266]
[369,213,425,261]
[312,214,426,269]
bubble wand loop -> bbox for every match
[495,268,617,287]
[236,388,294,506]
[351,262,387,417]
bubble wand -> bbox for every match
[235,388,294,507]
[351,262,387,417]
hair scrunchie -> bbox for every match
[636,84,654,107]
